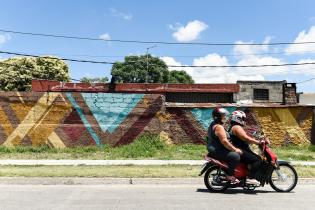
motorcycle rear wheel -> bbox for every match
[269,162,298,192]
[204,166,229,192]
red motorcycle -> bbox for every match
[199,135,298,192]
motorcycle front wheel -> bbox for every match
[269,162,298,192]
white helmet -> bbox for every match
[230,110,246,126]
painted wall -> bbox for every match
[0,92,313,147]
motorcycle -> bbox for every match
[199,134,298,193]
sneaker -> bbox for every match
[226,176,240,184]
[246,178,260,186]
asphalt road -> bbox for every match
[0,183,314,210]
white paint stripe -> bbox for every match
[47,132,66,148]
[3,93,60,146]
[0,160,313,166]
[16,92,25,104]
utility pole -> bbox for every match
[146,45,157,83]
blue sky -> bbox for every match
[1,0,315,92]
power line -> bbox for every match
[297,78,315,84]
[2,28,315,46]
[0,50,115,64]
[2,50,315,68]
[7,49,315,59]
[1,57,314,84]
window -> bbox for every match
[253,89,269,100]
[166,92,234,103]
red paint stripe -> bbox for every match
[168,108,204,144]
[114,97,162,146]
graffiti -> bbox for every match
[0,92,313,147]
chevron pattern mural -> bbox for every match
[0,92,313,147]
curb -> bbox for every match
[0,160,314,166]
[0,177,314,185]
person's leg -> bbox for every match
[240,149,261,178]
[210,149,240,176]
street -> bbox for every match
[0,183,314,210]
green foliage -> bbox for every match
[114,134,166,158]
[111,54,194,84]
[168,70,194,84]
[80,77,108,83]
[0,56,70,91]
[0,135,313,161]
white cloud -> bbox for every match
[162,34,315,84]
[232,36,288,78]
[285,26,315,54]
[233,36,271,55]
[171,20,208,42]
[162,54,264,83]
[0,33,11,45]
[110,8,133,20]
[161,56,194,75]
[99,33,111,40]
[235,55,288,76]
[290,59,315,76]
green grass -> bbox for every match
[0,134,314,161]
[273,145,315,161]
[0,165,314,178]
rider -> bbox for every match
[207,107,243,184]
[228,110,262,185]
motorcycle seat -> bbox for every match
[204,154,228,168]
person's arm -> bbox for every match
[232,125,260,145]
[215,125,243,155]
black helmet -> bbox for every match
[212,107,229,123]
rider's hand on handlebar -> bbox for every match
[260,138,270,146]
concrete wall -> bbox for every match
[0,92,313,147]
[236,81,285,103]
[300,93,315,105]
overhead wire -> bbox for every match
[1,50,315,68]
[2,28,315,46]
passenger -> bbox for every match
[207,107,242,184]
[228,110,262,185]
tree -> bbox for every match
[111,54,170,83]
[0,56,70,91]
[80,76,108,83]
[168,70,194,84]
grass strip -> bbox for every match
[0,165,315,178]
[0,134,314,161]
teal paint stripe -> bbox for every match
[81,93,144,133]
[66,93,101,146]
[190,107,237,129]
[107,94,144,133]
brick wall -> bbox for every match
[0,92,313,147]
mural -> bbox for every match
[0,92,313,147]
[189,107,313,146]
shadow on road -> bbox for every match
[196,188,277,194]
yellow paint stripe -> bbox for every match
[47,132,66,148]
[28,102,71,146]
[3,93,61,147]
[274,109,308,144]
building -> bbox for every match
[236,80,297,105]
[31,80,240,103]
[31,79,297,105]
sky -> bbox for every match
[1,0,315,92]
